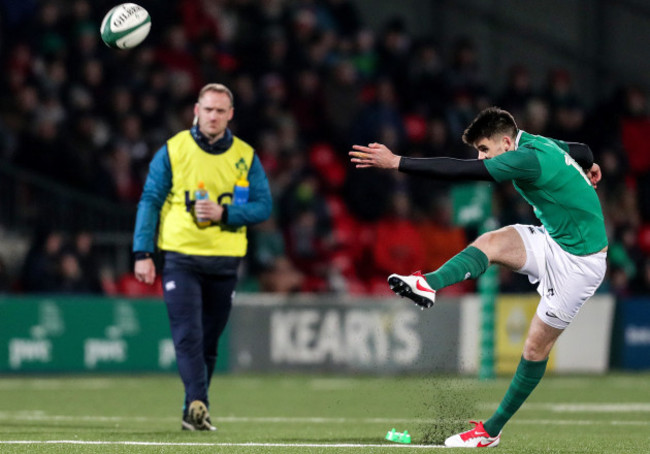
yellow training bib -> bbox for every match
[157,131,254,256]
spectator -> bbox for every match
[21,229,64,292]
[72,230,104,293]
[521,98,551,136]
[353,78,406,148]
[259,256,305,294]
[417,197,467,270]
[326,0,362,37]
[377,17,411,89]
[0,256,11,293]
[228,74,259,140]
[608,224,643,296]
[279,172,335,287]
[498,65,535,121]
[542,68,581,114]
[248,216,286,276]
[407,39,447,114]
[323,60,361,148]
[372,192,426,286]
[156,25,203,92]
[289,69,327,143]
[351,29,378,80]
[55,251,94,294]
[446,36,486,99]
[103,142,143,203]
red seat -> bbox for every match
[116,273,163,297]
[638,224,650,255]
[309,143,346,191]
[404,113,428,144]
[622,119,650,174]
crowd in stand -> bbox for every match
[1,0,650,297]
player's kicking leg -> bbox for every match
[388,227,524,309]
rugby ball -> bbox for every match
[100,3,151,49]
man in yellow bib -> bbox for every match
[133,83,272,431]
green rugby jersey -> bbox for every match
[484,131,608,256]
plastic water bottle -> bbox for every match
[195,181,210,227]
[233,178,249,206]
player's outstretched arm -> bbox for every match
[351,142,494,181]
[349,143,401,169]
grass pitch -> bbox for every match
[0,372,648,453]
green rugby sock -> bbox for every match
[483,356,548,437]
[423,246,489,290]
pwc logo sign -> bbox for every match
[84,301,138,369]
[8,300,63,370]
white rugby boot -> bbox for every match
[387,271,436,308]
[444,421,501,448]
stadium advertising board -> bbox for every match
[229,296,462,373]
[459,295,615,373]
[492,295,614,373]
[1,294,619,374]
[617,298,650,369]
[0,297,225,373]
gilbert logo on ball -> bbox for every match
[100,3,151,49]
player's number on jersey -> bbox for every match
[564,154,591,186]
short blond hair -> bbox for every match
[197,83,234,107]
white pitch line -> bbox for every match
[0,440,444,449]
[479,402,650,412]
[0,413,649,427]
[511,419,650,426]
[534,403,650,412]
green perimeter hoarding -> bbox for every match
[0,296,228,373]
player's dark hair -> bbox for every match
[462,107,518,145]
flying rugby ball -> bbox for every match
[100,3,151,49]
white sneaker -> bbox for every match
[444,421,501,448]
[387,271,436,308]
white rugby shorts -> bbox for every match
[512,224,607,330]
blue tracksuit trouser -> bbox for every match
[162,267,236,412]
